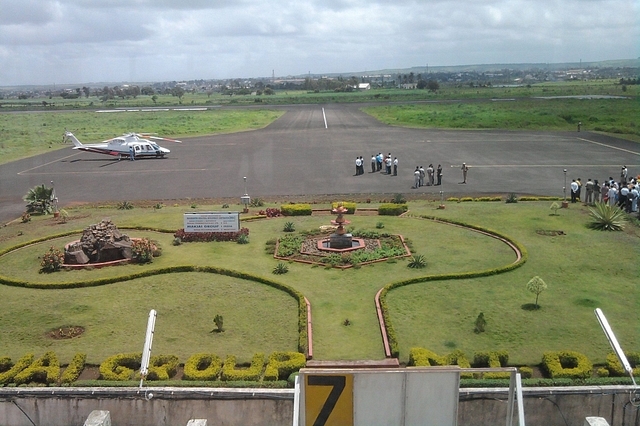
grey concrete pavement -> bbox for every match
[1,103,639,223]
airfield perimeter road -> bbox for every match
[1,102,639,223]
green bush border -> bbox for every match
[378,215,527,358]
[281,204,313,216]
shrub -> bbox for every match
[99,353,141,381]
[474,313,486,333]
[183,353,223,381]
[276,235,304,257]
[236,233,249,244]
[222,353,265,381]
[0,354,34,385]
[212,314,224,332]
[331,202,356,214]
[222,203,229,208]
[60,353,87,384]
[172,237,182,246]
[473,351,509,379]
[408,348,472,378]
[40,246,64,273]
[604,352,640,376]
[250,198,264,207]
[258,208,281,218]
[132,238,154,263]
[378,203,408,216]
[588,202,627,231]
[407,254,427,269]
[263,352,306,381]
[14,351,60,385]
[375,221,385,229]
[23,184,55,214]
[145,355,179,381]
[273,262,289,275]
[283,221,296,232]
[505,193,518,203]
[117,201,134,210]
[174,228,249,242]
[541,351,593,379]
[21,212,31,223]
[281,204,312,216]
[392,193,407,204]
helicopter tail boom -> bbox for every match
[64,132,84,148]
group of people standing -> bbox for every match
[354,153,398,176]
[412,164,443,189]
[570,166,639,213]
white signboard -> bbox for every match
[183,211,240,233]
[298,367,460,426]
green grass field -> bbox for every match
[0,109,284,165]
[0,200,637,367]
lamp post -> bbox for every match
[438,190,445,209]
[51,180,59,216]
[240,176,250,213]
[562,169,568,208]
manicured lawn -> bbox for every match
[0,200,637,368]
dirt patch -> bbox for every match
[46,326,85,340]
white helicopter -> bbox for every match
[64,131,181,160]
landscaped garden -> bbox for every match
[0,197,638,386]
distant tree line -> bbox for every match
[619,78,639,85]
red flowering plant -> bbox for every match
[173,228,249,243]
[40,246,64,273]
[131,238,154,263]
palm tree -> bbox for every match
[23,184,54,214]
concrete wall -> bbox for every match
[0,386,637,426]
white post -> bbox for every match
[139,309,157,388]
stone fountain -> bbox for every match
[329,203,353,249]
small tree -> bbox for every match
[527,276,548,309]
[474,312,486,333]
[212,314,224,332]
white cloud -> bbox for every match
[0,0,638,85]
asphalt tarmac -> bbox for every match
[1,103,639,223]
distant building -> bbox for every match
[358,83,371,90]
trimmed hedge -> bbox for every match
[408,348,472,378]
[331,202,357,214]
[173,228,249,243]
[263,352,307,381]
[183,353,223,381]
[0,354,34,385]
[378,203,408,216]
[541,351,593,379]
[60,353,87,384]
[14,351,60,385]
[222,353,265,381]
[146,355,180,381]
[281,204,312,216]
[99,353,141,381]
[473,351,510,379]
[604,352,640,377]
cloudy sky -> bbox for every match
[1,0,638,86]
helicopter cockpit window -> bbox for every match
[151,143,160,150]
[145,145,152,151]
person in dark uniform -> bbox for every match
[436,164,442,185]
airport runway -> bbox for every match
[1,103,639,223]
